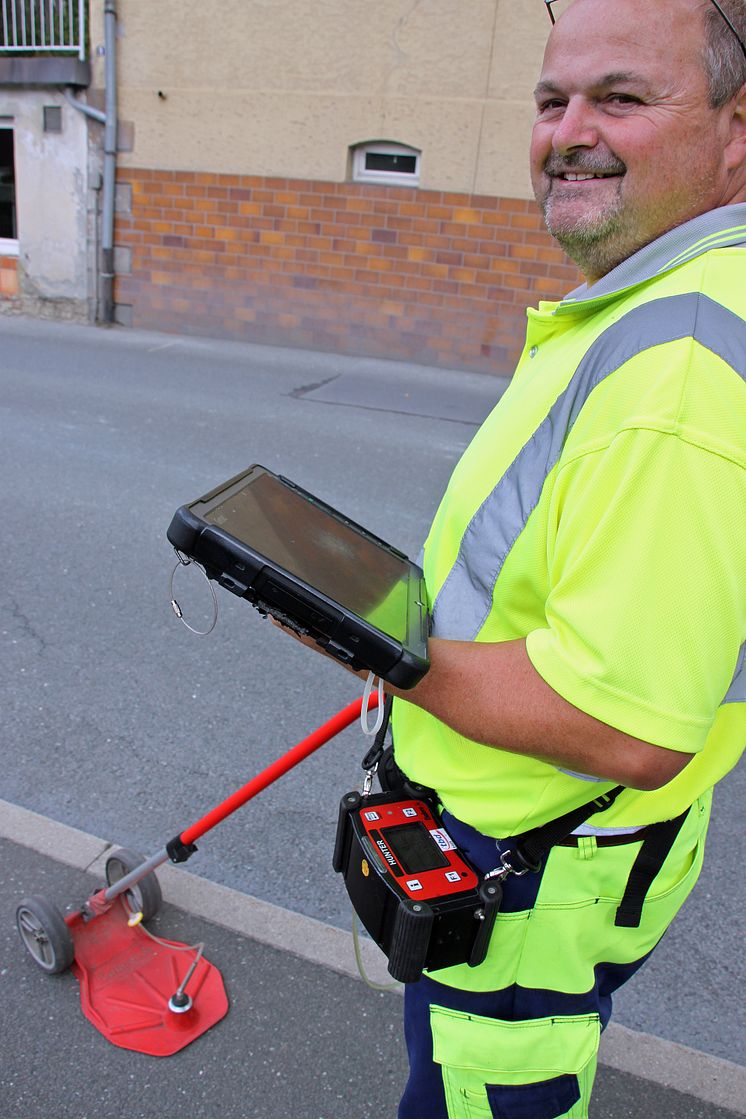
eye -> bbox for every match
[536,97,567,115]
[605,93,642,107]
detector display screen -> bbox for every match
[379,822,450,875]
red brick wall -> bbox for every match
[114,170,580,377]
[0,255,18,300]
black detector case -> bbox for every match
[333,790,501,983]
[167,465,430,690]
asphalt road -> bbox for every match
[1,314,743,1065]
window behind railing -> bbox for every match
[0,1,86,60]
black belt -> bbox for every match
[511,807,691,928]
[557,828,650,847]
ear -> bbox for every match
[724,81,746,174]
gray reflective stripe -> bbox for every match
[559,768,604,782]
[723,643,746,705]
[432,293,746,641]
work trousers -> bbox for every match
[398,792,711,1119]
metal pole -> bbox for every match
[102,849,170,903]
[100,0,118,324]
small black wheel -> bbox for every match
[104,847,163,922]
[16,895,75,974]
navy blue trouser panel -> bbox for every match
[397,953,651,1119]
[397,812,655,1119]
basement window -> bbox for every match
[351,142,421,187]
[0,123,18,249]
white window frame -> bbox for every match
[0,121,18,253]
[351,141,421,188]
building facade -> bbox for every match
[1,2,579,376]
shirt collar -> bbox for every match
[558,203,746,310]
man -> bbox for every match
[384,1,746,1113]
[284,0,746,1113]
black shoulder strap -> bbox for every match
[511,785,626,872]
[371,704,692,925]
[614,808,690,928]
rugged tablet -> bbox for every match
[167,465,430,689]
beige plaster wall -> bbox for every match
[0,89,90,299]
[91,0,551,199]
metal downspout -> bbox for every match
[101,0,118,324]
[65,0,118,324]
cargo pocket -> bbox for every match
[430,1005,600,1119]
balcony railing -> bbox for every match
[1,1,86,60]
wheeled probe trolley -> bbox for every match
[15,696,378,1057]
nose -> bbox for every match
[551,96,600,155]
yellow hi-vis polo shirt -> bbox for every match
[393,204,746,835]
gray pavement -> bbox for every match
[3,811,746,1119]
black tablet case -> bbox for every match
[167,465,430,689]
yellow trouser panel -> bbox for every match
[431,1007,600,1118]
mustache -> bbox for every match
[544,152,626,177]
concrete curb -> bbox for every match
[3,797,745,1115]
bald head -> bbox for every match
[551,0,746,106]
[550,0,711,81]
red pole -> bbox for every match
[179,693,377,847]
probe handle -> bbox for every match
[171,693,379,857]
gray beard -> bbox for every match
[541,194,633,282]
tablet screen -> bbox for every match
[202,472,413,640]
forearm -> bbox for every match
[388,637,691,791]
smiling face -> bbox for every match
[531,0,746,282]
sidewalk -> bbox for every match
[2,805,745,1119]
